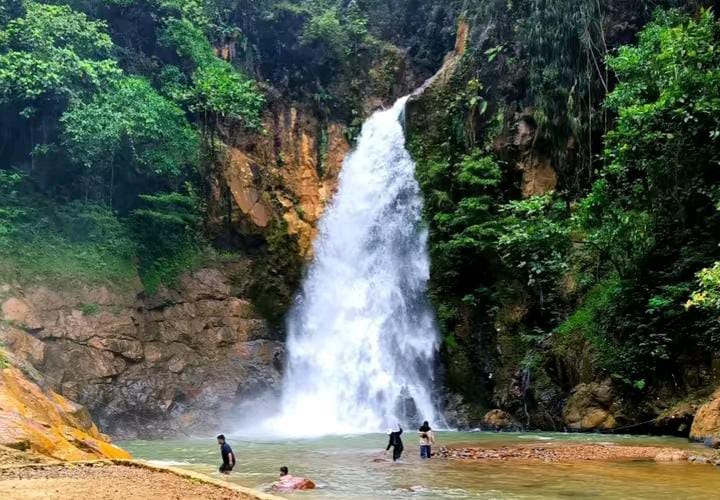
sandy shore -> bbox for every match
[0,462,280,500]
[435,443,717,464]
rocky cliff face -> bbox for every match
[209,94,351,258]
[406,21,563,429]
[0,36,429,442]
[0,267,283,439]
[0,353,130,460]
[405,13,662,432]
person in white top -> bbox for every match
[418,421,435,459]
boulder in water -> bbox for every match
[563,380,617,431]
[481,410,521,431]
[690,388,720,446]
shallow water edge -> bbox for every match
[121,431,720,499]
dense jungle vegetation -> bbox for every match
[0,0,456,293]
[1,0,720,427]
[408,1,720,425]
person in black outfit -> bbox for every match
[385,426,404,462]
[217,434,235,473]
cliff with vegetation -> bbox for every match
[0,0,458,440]
[407,0,720,434]
[1,0,720,443]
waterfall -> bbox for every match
[263,97,442,437]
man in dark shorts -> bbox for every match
[217,434,235,473]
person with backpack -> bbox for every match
[418,421,435,459]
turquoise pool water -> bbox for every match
[121,432,720,499]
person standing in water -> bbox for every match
[418,421,435,459]
[385,425,404,462]
[217,434,235,473]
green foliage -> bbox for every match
[0,2,121,104]
[0,346,8,369]
[555,278,622,361]
[301,4,369,61]
[160,16,216,67]
[0,176,137,287]
[687,262,720,311]
[408,132,506,371]
[600,8,720,220]
[578,8,720,284]
[0,171,26,239]
[574,180,655,278]
[562,9,720,379]
[411,2,720,410]
[498,194,570,291]
[191,61,264,125]
[0,0,24,27]
[252,0,392,118]
[129,190,203,293]
[61,76,198,176]
[248,220,303,325]
[79,302,100,316]
[301,8,346,53]
[159,12,264,127]
[601,8,720,215]
[516,0,606,146]
[158,0,209,28]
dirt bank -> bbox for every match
[0,462,279,500]
[0,445,57,468]
[436,443,718,464]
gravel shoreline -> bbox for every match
[0,462,271,500]
[436,443,719,464]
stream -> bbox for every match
[121,432,720,499]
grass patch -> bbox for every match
[78,303,101,316]
[552,277,622,367]
[0,199,139,290]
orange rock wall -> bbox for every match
[690,388,720,442]
[0,364,130,461]
[216,102,350,257]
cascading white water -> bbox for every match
[265,97,442,437]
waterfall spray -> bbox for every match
[258,97,442,437]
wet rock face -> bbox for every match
[0,363,130,460]
[690,388,720,445]
[562,380,618,431]
[493,113,558,198]
[442,394,475,429]
[211,100,350,258]
[653,401,697,437]
[481,410,522,432]
[0,268,284,439]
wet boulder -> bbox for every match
[481,409,522,431]
[653,401,697,437]
[690,388,720,446]
[563,380,617,431]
